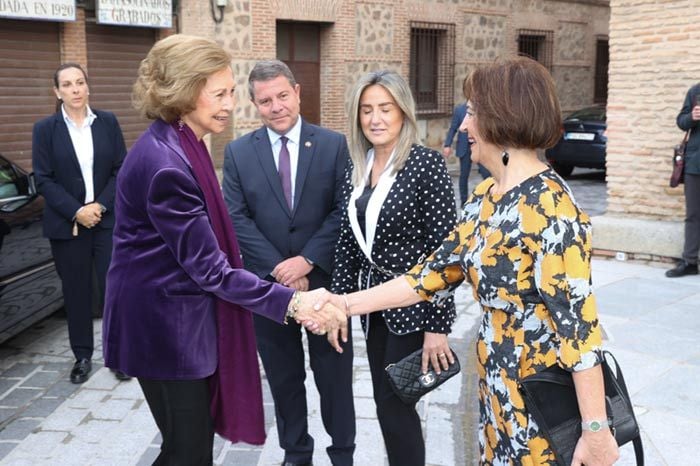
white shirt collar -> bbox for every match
[61,105,97,129]
[266,116,302,147]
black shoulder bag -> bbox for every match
[519,350,644,466]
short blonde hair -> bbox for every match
[132,34,232,122]
[347,70,418,187]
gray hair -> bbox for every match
[347,70,418,187]
[248,60,297,101]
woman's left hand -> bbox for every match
[421,332,453,375]
[571,430,619,466]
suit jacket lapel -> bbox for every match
[293,121,314,217]
[253,127,291,216]
[347,147,398,260]
[91,115,105,185]
[348,184,371,259]
[53,114,81,173]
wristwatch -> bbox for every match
[303,256,314,266]
[581,419,610,432]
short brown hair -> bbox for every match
[132,34,232,122]
[463,56,561,150]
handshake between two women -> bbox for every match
[291,287,351,353]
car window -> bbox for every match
[566,106,606,122]
[0,159,20,199]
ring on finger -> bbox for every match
[438,353,447,358]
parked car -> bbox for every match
[546,105,607,177]
[0,154,63,344]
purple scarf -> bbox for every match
[174,121,266,444]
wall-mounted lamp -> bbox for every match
[211,0,227,24]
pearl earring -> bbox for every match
[501,150,510,166]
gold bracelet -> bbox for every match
[342,293,350,315]
[285,291,301,325]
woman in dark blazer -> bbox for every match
[331,70,457,466]
[102,35,346,464]
[32,63,127,384]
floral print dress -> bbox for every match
[406,169,603,465]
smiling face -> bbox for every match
[54,66,89,114]
[181,67,236,140]
[461,100,498,166]
[250,75,301,135]
[358,84,404,153]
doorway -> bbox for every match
[276,21,321,125]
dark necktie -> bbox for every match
[278,136,292,209]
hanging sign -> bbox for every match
[97,0,172,28]
[0,0,76,21]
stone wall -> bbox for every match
[177,0,610,161]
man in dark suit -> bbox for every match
[223,60,355,466]
[32,63,127,384]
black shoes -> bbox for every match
[665,261,699,278]
[70,358,92,384]
[112,369,132,381]
[70,360,131,384]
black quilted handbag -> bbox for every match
[385,347,461,405]
[519,350,644,466]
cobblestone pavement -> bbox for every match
[560,168,607,217]
[11,166,695,466]
[0,286,478,466]
[449,163,607,217]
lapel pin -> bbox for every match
[305,141,312,148]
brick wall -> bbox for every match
[60,8,87,67]
[606,0,700,221]
[176,0,609,158]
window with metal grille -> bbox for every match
[594,38,609,104]
[517,29,553,70]
[409,22,455,117]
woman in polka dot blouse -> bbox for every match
[317,58,619,466]
[330,70,457,466]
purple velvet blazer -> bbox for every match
[102,120,293,379]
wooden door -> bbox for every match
[276,22,321,125]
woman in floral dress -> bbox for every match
[310,57,619,466]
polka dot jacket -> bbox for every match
[331,144,457,335]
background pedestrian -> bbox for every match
[32,63,127,384]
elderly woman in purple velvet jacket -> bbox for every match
[102,34,346,465]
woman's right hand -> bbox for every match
[571,429,619,466]
[294,289,348,353]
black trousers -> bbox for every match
[50,226,112,361]
[253,313,356,466]
[138,377,214,466]
[683,173,700,264]
[366,312,425,466]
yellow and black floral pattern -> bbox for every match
[406,169,602,465]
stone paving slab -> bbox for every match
[2,249,699,465]
[0,282,476,466]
